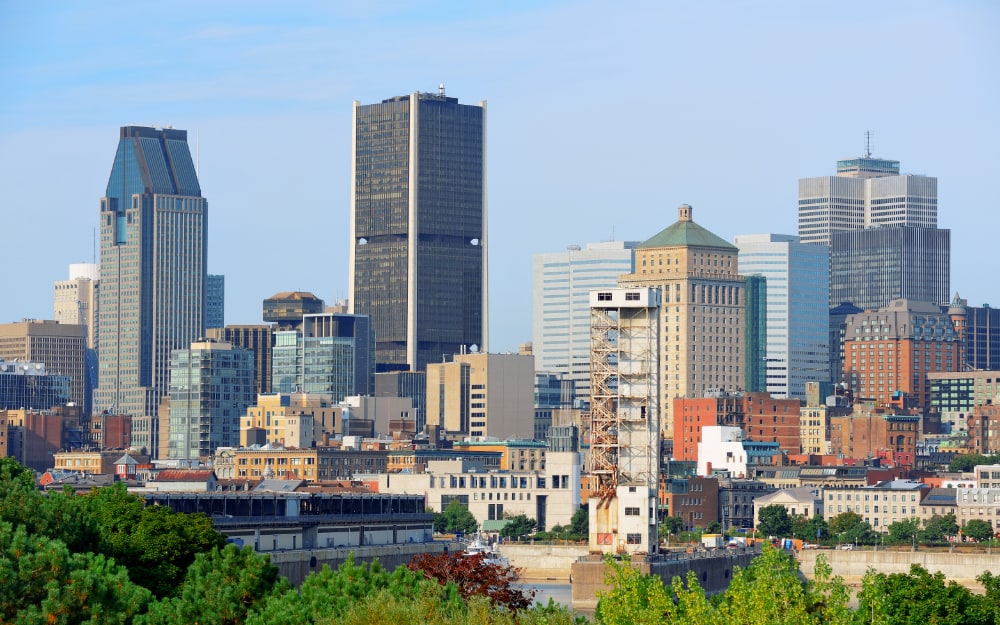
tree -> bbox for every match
[716,546,853,625]
[499,514,536,539]
[857,564,991,625]
[143,544,285,625]
[434,499,479,534]
[408,551,536,612]
[827,511,875,544]
[887,518,921,545]
[920,513,959,544]
[569,506,589,538]
[948,454,997,473]
[962,519,995,543]
[247,554,447,625]
[705,520,722,535]
[757,504,792,538]
[660,515,683,538]
[88,484,226,597]
[792,514,829,542]
[0,521,152,625]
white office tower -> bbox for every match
[735,234,830,398]
[589,287,660,555]
[797,154,937,246]
[532,241,637,408]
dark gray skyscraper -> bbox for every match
[95,126,207,419]
[349,88,487,372]
[830,226,950,311]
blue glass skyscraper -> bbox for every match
[95,126,207,420]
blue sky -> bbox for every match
[1,1,998,352]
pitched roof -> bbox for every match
[156,469,214,482]
[639,204,736,250]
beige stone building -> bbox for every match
[618,204,745,440]
[241,393,340,448]
[426,352,534,440]
[53,263,99,351]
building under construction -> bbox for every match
[588,287,660,555]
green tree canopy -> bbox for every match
[499,514,536,539]
[0,521,152,625]
[142,544,285,625]
[962,519,995,542]
[756,504,792,538]
[434,499,479,534]
[887,518,921,545]
[948,454,999,473]
[827,511,875,544]
[857,564,991,625]
[87,484,226,597]
[704,520,722,535]
[791,515,828,542]
[660,515,683,537]
[920,513,959,544]
[569,506,589,538]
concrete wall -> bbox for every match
[796,549,1000,592]
[267,541,459,586]
[570,548,760,611]
[501,544,590,580]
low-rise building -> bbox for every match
[717,477,774,532]
[752,487,823,526]
[956,487,1000,534]
[822,479,929,532]
[373,451,580,532]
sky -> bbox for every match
[1,1,998,353]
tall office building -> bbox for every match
[205,325,274,395]
[205,274,225,330]
[798,150,945,310]
[735,234,830,399]
[271,313,374,402]
[942,293,1000,372]
[798,153,937,246]
[349,88,487,372]
[166,340,254,461]
[618,204,745,440]
[263,291,325,331]
[830,226,949,311]
[95,126,207,420]
[0,321,87,413]
[532,241,637,408]
[743,275,767,393]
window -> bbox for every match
[625,507,640,516]
[625,292,640,301]
[626,533,642,544]
[597,292,612,301]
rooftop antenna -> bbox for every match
[438,83,445,96]
[864,130,872,158]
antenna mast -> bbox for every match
[864,130,872,158]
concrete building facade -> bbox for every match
[532,241,637,408]
[618,204,745,439]
[425,352,535,440]
[0,320,87,414]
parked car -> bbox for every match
[840,543,855,550]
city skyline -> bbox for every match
[1,2,998,353]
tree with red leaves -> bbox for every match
[407,551,536,612]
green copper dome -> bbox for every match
[639,204,736,250]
